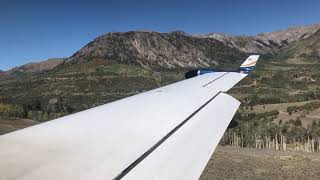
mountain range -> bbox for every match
[199,24,320,54]
[3,24,320,74]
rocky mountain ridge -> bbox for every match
[65,31,246,70]
[197,24,320,54]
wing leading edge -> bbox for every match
[0,56,259,180]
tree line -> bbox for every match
[0,98,75,122]
[221,103,320,153]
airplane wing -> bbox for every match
[0,55,259,180]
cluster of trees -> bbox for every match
[0,104,24,118]
[0,98,75,122]
[221,109,320,153]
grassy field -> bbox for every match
[243,100,320,114]
[238,100,320,127]
[200,146,320,180]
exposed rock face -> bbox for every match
[66,31,246,69]
[6,58,64,74]
[198,24,320,54]
[278,29,320,61]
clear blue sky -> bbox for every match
[1,0,320,70]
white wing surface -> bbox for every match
[0,63,253,180]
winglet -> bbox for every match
[239,55,260,73]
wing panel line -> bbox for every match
[202,72,229,87]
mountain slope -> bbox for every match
[277,30,320,63]
[65,31,247,70]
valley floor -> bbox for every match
[200,146,320,180]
